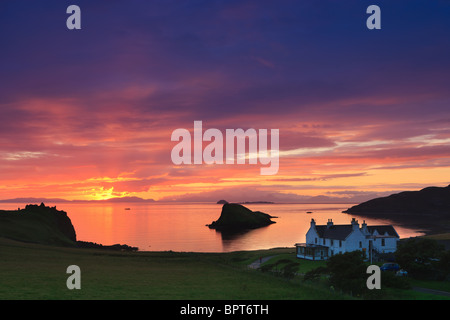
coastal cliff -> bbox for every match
[0,203,76,246]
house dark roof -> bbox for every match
[313,223,400,240]
[315,225,353,240]
[366,225,399,238]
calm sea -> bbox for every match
[2,202,425,252]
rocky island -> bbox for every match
[216,200,274,204]
[207,203,276,231]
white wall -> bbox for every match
[343,230,367,253]
[303,224,398,258]
[372,237,397,253]
[305,227,318,245]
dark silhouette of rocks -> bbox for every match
[1,203,140,250]
[216,200,274,204]
[207,203,276,231]
[76,240,138,251]
[0,203,76,246]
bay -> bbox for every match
[2,202,425,252]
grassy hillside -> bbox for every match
[0,238,342,300]
[1,237,449,300]
[1,203,448,300]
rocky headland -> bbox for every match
[343,185,450,234]
[0,203,137,251]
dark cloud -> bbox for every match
[1,0,450,200]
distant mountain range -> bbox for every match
[0,196,155,204]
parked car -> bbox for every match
[380,263,400,272]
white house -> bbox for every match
[295,218,399,260]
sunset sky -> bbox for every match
[1,0,450,203]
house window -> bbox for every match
[339,240,342,247]
[381,238,385,246]
[323,238,326,245]
[315,238,317,244]
[330,239,334,246]
[359,241,362,248]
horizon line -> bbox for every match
[0,196,360,205]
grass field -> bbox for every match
[0,238,343,300]
[1,237,449,300]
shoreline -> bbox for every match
[344,212,450,236]
[2,232,449,254]
[2,203,447,253]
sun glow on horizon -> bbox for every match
[1,1,450,204]
[84,187,131,201]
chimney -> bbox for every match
[351,218,359,231]
[326,219,333,228]
[361,220,368,234]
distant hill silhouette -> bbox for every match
[0,197,71,203]
[343,185,450,216]
[0,196,155,203]
[207,203,276,231]
[343,185,450,234]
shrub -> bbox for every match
[381,271,411,289]
[325,251,367,295]
[396,238,446,280]
[303,266,327,282]
[281,262,300,279]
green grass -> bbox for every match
[1,237,449,300]
[256,250,450,300]
[0,238,342,300]
[409,279,450,293]
[260,253,327,274]
[207,247,295,267]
